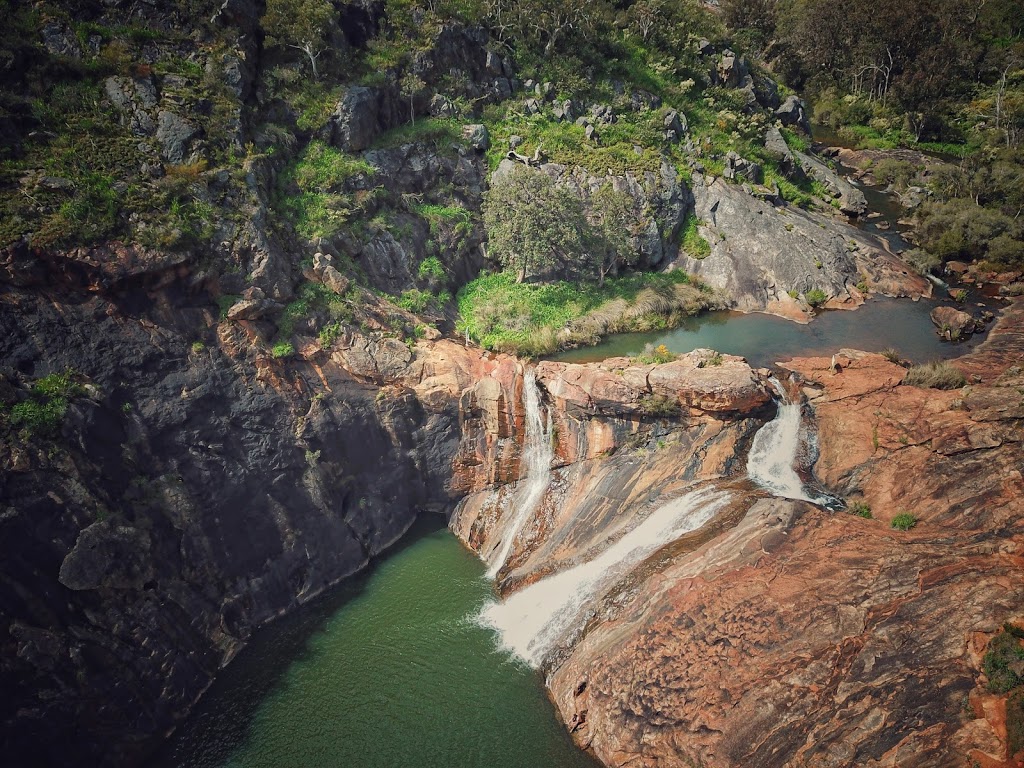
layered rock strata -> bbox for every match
[532,299,1024,768]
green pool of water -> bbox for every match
[155,518,597,768]
[553,295,988,369]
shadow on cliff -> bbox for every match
[151,513,449,767]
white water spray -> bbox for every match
[479,486,732,667]
[746,379,821,502]
[485,369,553,578]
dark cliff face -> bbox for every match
[0,269,467,765]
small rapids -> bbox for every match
[478,486,732,668]
[486,368,553,578]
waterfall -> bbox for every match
[746,379,823,503]
[925,272,950,293]
[485,368,553,579]
[478,486,732,668]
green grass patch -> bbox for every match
[370,118,462,151]
[271,341,295,359]
[891,512,917,531]
[457,269,717,356]
[780,127,810,153]
[680,212,711,259]
[276,140,379,240]
[7,371,85,436]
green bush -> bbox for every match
[11,398,68,433]
[271,341,295,359]
[416,256,447,281]
[904,361,966,390]
[8,370,84,436]
[639,393,680,417]
[636,343,678,365]
[805,288,828,307]
[891,512,917,531]
[847,501,872,518]
[983,628,1024,694]
[318,321,343,349]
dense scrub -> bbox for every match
[723,0,1024,271]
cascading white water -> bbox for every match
[485,369,553,578]
[478,486,732,667]
[746,379,818,502]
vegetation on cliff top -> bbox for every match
[456,269,722,356]
[723,0,1024,272]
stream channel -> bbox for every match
[157,140,995,768]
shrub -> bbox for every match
[272,341,295,359]
[417,256,447,282]
[318,321,343,349]
[881,347,901,364]
[983,628,1024,694]
[847,501,872,518]
[805,288,828,307]
[636,343,677,365]
[11,398,67,433]
[639,394,680,417]
[891,512,917,531]
[904,361,966,390]
[9,370,84,436]
[191,341,205,353]
[396,288,435,314]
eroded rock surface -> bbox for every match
[672,174,930,318]
[536,299,1024,768]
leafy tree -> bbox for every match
[399,72,427,125]
[262,0,335,80]
[483,165,585,283]
[587,183,639,285]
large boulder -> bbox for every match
[58,521,155,591]
[931,305,978,340]
[794,150,868,215]
[763,126,804,181]
[326,86,381,152]
[775,94,812,135]
[156,110,199,163]
[671,174,929,317]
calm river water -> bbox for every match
[155,519,598,768]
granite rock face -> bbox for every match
[534,301,1024,768]
[672,173,930,319]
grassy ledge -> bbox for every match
[456,270,725,357]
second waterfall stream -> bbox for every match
[485,368,553,578]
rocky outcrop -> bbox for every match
[0,274,521,767]
[794,149,868,215]
[671,173,930,319]
[532,302,1024,768]
[931,305,978,340]
[451,352,772,585]
[323,25,515,152]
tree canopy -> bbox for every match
[483,165,585,283]
[262,0,335,79]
